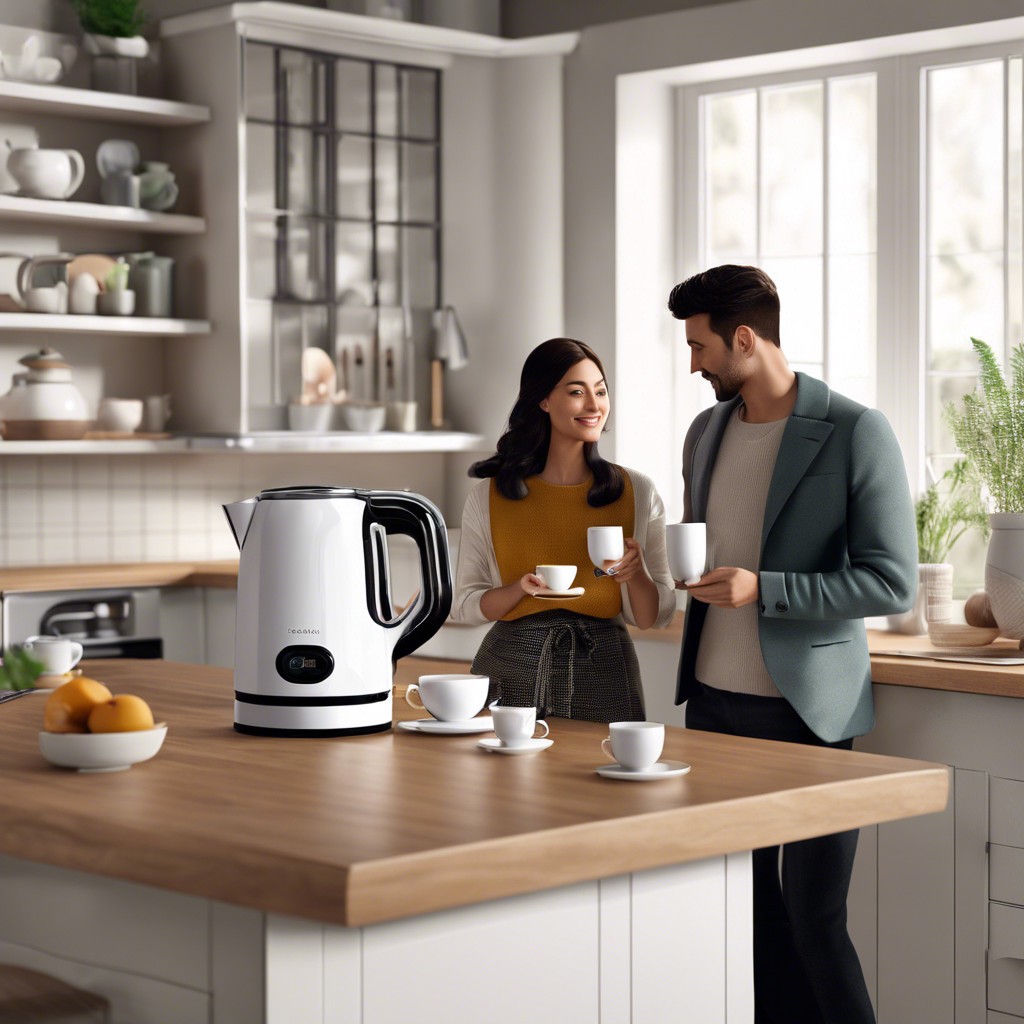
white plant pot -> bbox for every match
[985,513,1024,640]
[83,33,149,58]
[887,563,953,635]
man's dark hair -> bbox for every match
[667,265,781,348]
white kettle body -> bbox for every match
[224,486,452,736]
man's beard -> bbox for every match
[703,370,742,402]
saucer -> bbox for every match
[594,759,691,781]
[534,586,585,600]
[397,716,493,735]
[477,737,554,755]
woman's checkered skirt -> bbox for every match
[470,609,644,723]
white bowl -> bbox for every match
[927,623,1001,648]
[341,401,386,432]
[288,402,333,432]
[39,724,167,772]
[96,397,143,433]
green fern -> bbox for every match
[946,337,1024,514]
[0,646,46,691]
[68,0,146,38]
[915,459,990,563]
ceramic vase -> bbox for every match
[985,513,1024,640]
[887,563,953,635]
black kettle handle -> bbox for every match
[364,491,453,661]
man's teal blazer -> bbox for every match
[676,373,918,742]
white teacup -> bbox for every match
[666,523,707,586]
[535,564,577,591]
[405,674,489,722]
[601,721,665,772]
[489,702,550,748]
[587,526,624,569]
[22,635,84,677]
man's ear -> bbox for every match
[734,325,757,354]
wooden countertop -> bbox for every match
[0,659,947,928]
[0,561,240,593]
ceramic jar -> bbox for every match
[985,513,1024,640]
[0,348,89,440]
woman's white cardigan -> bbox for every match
[451,467,677,630]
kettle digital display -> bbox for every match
[223,486,453,736]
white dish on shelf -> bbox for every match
[39,724,167,772]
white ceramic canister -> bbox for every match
[0,347,90,440]
[985,513,1024,640]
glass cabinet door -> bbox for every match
[244,41,441,425]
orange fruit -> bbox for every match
[87,694,155,733]
[43,677,114,733]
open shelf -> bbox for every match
[0,80,210,127]
[0,314,211,335]
[0,195,205,235]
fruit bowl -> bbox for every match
[38,725,167,772]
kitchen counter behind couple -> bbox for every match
[0,560,240,593]
[0,659,947,928]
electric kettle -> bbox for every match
[223,486,452,736]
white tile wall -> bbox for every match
[0,452,451,568]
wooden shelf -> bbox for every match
[0,438,189,454]
[0,195,205,234]
[0,313,210,336]
[0,80,210,127]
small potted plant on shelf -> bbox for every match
[68,0,149,94]
[97,258,135,316]
[888,459,990,634]
[946,336,1024,640]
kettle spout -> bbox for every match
[223,498,258,550]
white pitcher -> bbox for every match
[6,147,85,200]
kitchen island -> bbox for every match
[0,660,947,1024]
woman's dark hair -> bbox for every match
[667,264,781,348]
[469,338,625,506]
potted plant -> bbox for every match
[888,459,990,634]
[946,336,1024,640]
[69,0,149,93]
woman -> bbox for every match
[452,338,676,723]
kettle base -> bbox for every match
[234,721,392,738]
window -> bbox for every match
[242,42,440,426]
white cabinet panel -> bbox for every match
[991,778,1024,848]
[160,585,205,663]
[204,588,237,668]
[361,882,601,1024]
[991,845,1024,906]
[990,903,1024,1017]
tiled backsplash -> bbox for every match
[0,452,451,567]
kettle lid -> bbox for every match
[258,485,359,500]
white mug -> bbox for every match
[535,564,577,591]
[489,702,549,748]
[23,636,84,676]
[143,394,172,433]
[665,523,707,586]
[405,674,489,722]
[601,721,665,771]
[97,397,143,433]
[587,526,624,568]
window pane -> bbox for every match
[336,307,377,402]
[926,373,978,456]
[928,251,1003,373]
[704,90,757,263]
[828,253,876,407]
[376,139,398,221]
[376,64,398,136]
[401,227,437,308]
[273,304,330,405]
[761,82,823,258]
[829,75,876,256]
[336,58,371,133]
[927,61,1004,257]
[335,223,373,305]
[761,256,823,364]
[283,128,328,215]
[244,42,275,121]
[246,215,277,300]
[280,217,329,301]
[1010,58,1023,350]
[402,68,437,140]
[337,135,372,219]
[402,142,437,222]
[280,49,328,126]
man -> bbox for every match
[668,265,917,1024]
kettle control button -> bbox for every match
[775,601,788,613]
[275,645,335,684]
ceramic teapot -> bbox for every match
[5,145,85,200]
[0,347,90,440]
